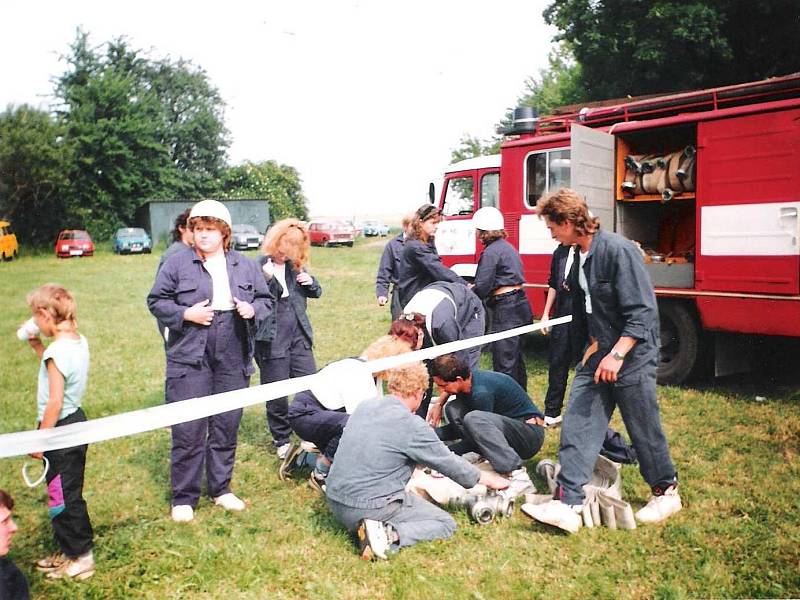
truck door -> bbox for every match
[436,167,500,278]
[570,124,616,230]
[696,108,800,296]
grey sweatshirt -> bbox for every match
[325,394,481,509]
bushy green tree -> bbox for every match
[219,161,308,221]
[55,30,230,238]
[543,0,800,100]
[0,106,72,245]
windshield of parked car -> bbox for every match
[117,228,146,238]
[61,231,90,240]
[233,224,258,234]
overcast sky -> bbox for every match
[1,1,557,219]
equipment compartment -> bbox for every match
[616,124,697,203]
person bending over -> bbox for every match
[325,362,509,560]
[428,354,545,498]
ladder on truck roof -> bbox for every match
[521,72,800,136]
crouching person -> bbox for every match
[325,362,509,560]
[428,354,545,498]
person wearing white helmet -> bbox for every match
[471,206,533,389]
[148,199,274,523]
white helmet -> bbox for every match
[472,206,504,231]
[189,199,232,227]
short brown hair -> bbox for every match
[0,489,13,511]
[386,362,430,398]
[261,218,310,270]
[27,284,77,325]
[189,216,232,251]
[430,354,471,382]
[536,188,599,237]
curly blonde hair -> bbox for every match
[261,218,310,270]
[386,361,429,398]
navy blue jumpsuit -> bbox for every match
[148,249,273,507]
[255,256,322,449]
[556,229,677,506]
[375,233,406,320]
[397,238,463,308]
[472,237,533,389]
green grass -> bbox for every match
[1,241,799,599]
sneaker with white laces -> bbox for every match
[276,442,293,460]
[213,493,246,511]
[635,485,682,524]
[46,551,95,581]
[171,504,194,522]
[521,499,582,533]
[504,467,537,498]
[35,552,67,572]
[543,415,563,428]
[356,519,394,560]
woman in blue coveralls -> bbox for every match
[255,219,322,460]
[471,206,533,390]
[396,204,464,309]
[148,200,272,523]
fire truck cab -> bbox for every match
[434,74,800,384]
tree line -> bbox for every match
[453,0,800,160]
[0,30,308,246]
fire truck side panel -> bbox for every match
[694,108,800,332]
[696,296,800,337]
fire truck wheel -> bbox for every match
[657,302,702,385]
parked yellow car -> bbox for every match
[0,220,19,261]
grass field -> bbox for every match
[1,241,799,599]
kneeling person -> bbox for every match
[429,354,545,497]
[325,362,508,560]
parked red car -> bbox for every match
[55,230,94,258]
[307,220,355,247]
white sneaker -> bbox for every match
[276,442,293,460]
[213,493,246,511]
[46,551,95,580]
[635,486,682,524]
[356,519,392,560]
[171,505,194,522]
[504,467,536,497]
[521,499,582,534]
[543,415,562,428]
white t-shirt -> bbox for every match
[37,335,90,421]
[579,250,592,314]
[272,261,290,298]
[202,254,235,310]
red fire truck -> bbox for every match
[433,73,800,384]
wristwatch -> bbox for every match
[611,350,626,361]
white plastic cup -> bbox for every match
[16,317,40,341]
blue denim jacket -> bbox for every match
[147,248,274,375]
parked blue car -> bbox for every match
[362,220,389,237]
[113,227,152,254]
